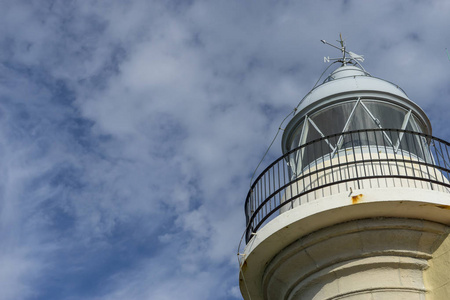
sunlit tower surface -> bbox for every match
[239,38,450,300]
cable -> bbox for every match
[249,61,341,188]
[237,229,256,299]
[310,61,340,91]
[238,259,252,300]
[249,109,296,187]
[240,59,348,298]
[240,40,372,297]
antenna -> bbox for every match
[321,34,365,70]
[338,33,346,61]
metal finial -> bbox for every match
[321,34,365,70]
[338,33,346,62]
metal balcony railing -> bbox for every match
[245,129,450,243]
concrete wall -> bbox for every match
[263,218,447,300]
[425,232,450,299]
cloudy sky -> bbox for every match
[0,1,450,299]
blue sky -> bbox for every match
[0,1,450,299]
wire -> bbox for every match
[249,61,341,188]
[310,61,339,91]
[249,109,296,187]
[238,259,252,300]
[237,231,246,264]
[240,41,371,297]
[237,229,256,299]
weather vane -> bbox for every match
[321,34,365,70]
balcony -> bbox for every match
[245,129,450,243]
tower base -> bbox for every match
[264,217,448,300]
[239,188,450,300]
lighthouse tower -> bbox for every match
[239,38,450,300]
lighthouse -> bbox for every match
[239,38,450,299]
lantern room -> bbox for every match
[281,64,432,176]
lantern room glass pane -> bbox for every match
[288,100,428,152]
[287,99,431,174]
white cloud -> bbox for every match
[0,1,449,299]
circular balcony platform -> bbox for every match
[244,129,450,244]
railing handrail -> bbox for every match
[244,129,450,243]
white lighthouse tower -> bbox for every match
[239,38,450,300]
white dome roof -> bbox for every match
[296,65,413,115]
